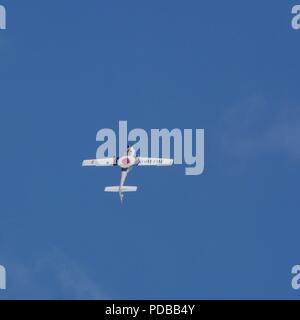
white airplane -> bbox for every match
[82,146,173,203]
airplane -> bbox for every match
[82,146,173,203]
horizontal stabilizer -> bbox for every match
[104,186,137,192]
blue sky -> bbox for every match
[0,0,300,299]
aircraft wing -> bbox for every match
[137,157,173,166]
[82,158,116,166]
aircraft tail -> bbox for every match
[105,186,137,203]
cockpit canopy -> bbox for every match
[126,146,136,157]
